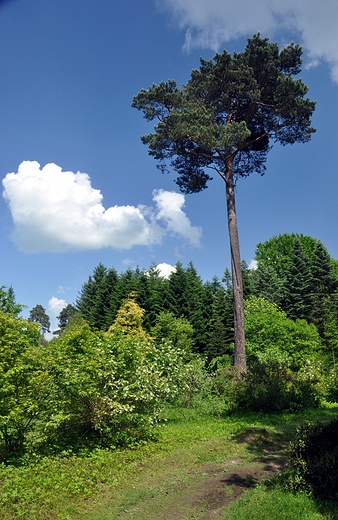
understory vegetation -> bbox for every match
[1,233,338,517]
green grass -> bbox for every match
[223,486,326,520]
[0,403,337,519]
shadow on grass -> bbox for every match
[313,497,338,520]
[230,405,338,457]
[229,406,338,518]
[264,475,338,520]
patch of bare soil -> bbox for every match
[160,428,289,520]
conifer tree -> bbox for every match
[133,35,315,371]
[56,304,77,335]
[108,292,152,342]
[77,264,121,330]
[282,238,313,321]
[0,286,23,317]
[146,264,171,329]
[206,286,234,361]
[28,304,51,334]
[185,262,209,352]
[251,263,284,305]
[311,241,338,338]
[167,262,188,317]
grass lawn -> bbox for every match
[0,404,337,519]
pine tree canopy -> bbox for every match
[132,34,315,192]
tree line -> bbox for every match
[27,233,338,366]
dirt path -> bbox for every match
[159,449,288,519]
[80,426,291,520]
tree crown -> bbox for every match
[132,34,316,193]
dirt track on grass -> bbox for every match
[153,427,289,520]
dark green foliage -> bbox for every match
[255,233,319,277]
[28,304,50,334]
[241,260,253,298]
[251,263,284,305]
[254,234,338,350]
[229,359,321,413]
[286,418,338,500]
[311,241,338,338]
[206,262,260,361]
[146,265,172,329]
[282,238,313,321]
[206,286,234,360]
[56,304,77,335]
[133,35,315,189]
[184,262,209,352]
[0,286,24,317]
[76,263,121,330]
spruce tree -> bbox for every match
[206,286,234,361]
[311,241,338,338]
[167,262,188,317]
[185,262,209,352]
[146,264,171,329]
[77,264,121,330]
[282,238,313,321]
[251,263,284,305]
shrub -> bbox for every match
[151,311,194,354]
[0,312,50,460]
[245,296,322,368]
[323,369,338,403]
[228,358,321,413]
[286,417,338,500]
[45,323,202,451]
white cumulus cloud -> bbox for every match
[48,296,67,318]
[153,189,202,247]
[248,259,258,270]
[162,0,338,83]
[2,161,201,252]
[156,262,176,279]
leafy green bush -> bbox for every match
[245,296,322,368]
[0,308,204,460]
[0,312,50,460]
[286,417,338,500]
[43,320,206,452]
[151,311,194,354]
[228,358,321,413]
[323,370,338,403]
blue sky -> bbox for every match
[0,0,337,331]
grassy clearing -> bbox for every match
[223,485,325,520]
[0,404,337,519]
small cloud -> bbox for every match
[153,189,202,246]
[57,285,70,294]
[122,258,136,266]
[156,262,176,279]
[48,296,67,318]
[2,161,202,252]
[248,259,258,270]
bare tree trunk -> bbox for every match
[225,161,246,372]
